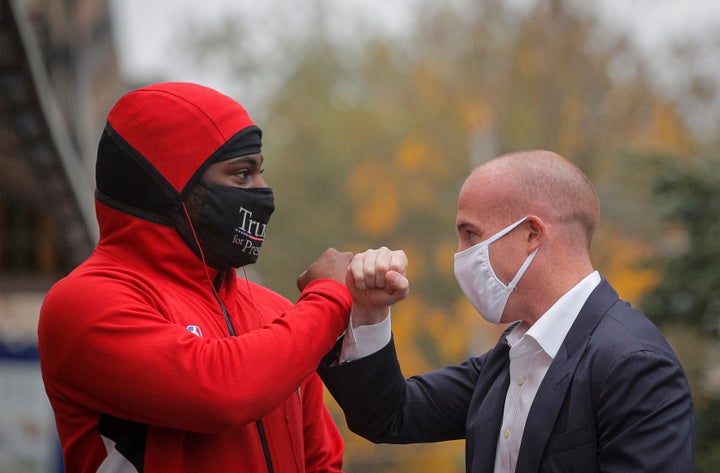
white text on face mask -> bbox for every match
[231,235,263,255]
[237,207,267,238]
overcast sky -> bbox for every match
[110,0,720,83]
[108,0,720,141]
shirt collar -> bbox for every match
[507,271,601,359]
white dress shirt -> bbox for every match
[339,271,601,473]
[494,271,601,472]
[339,310,392,363]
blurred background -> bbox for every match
[1,0,718,471]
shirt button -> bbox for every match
[516,377,526,386]
[503,429,511,439]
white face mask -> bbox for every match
[453,216,538,324]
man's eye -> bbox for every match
[464,231,483,245]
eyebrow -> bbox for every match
[456,221,474,232]
[456,220,483,235]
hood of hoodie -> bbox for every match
[93,82,262,281]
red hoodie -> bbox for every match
[38,83,351,472]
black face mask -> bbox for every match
[190,184,275,269]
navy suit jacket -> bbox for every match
[319,278,695,472]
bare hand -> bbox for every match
[297,248,354,292]
[346,247,409,326]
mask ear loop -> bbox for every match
[240,266,265,325]
[239,249,294,396]
[181,202,223,299]
[182,202,265,327]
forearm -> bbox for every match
[320,339,408,443]
[44,280,352,433]
[339,309,391,363]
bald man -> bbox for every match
[320,150,695,473]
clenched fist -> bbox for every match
[297,248,354,292]
[346,247,409,327]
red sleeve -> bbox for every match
[39,276,351,434]
[301,373,345,473]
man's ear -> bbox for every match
[525,215,544,252]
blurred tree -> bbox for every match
[643,155,720,334]
[180,0,719,471]
[641,154,720,473]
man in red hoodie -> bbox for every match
[38,82,408,473]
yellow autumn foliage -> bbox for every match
[395,139,430,171]
[593,226,661,306]
[346,160,400,236]
[433,240,457,277]
[557,94,586,156]
[631,103,696,156]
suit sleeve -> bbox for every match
[319,337,475,444]
[596,348,695,472]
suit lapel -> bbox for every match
[514,279,618,472]
[467,331,512,473]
